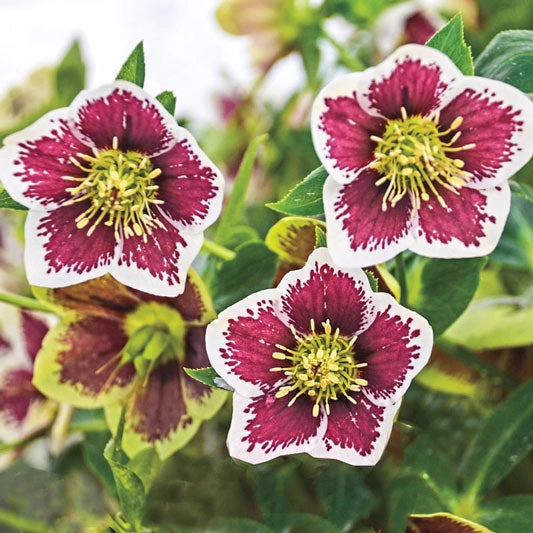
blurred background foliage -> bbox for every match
[0,0,532,531]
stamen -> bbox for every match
[271,318,367,417]
[63,146,164,241]
[371,112,474,210]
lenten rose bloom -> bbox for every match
[0,81,224,297]
[311,44,533,268]
[0,305,56,457]
[32,271,226,459]
[206,248,433,465]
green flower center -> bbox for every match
[63,136,164,243]
[271,319,368,417]
[369,108,476,211]
[122,302,186,379]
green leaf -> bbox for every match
[209,518,274,533]
[510,180,533,204]
[211,241,278,312]
[266,166,327,217]
[315,462,374,530]
[315,226,327,249]
[477,495,533,533]
[218,224,260,250]
[103,409,146,529]
[388,475,445,533]
[155,90,176,116]
[214,134,268,244]
[475,30,533,93]
[128,448,160,493]
[0,187,27,210]
[364,269,379,292]
[300,36,321,85]
[409,257,486,337]
[55,40,85,106]
[82,432,117,498]
[461,381,533,499]
[183,366,231,390]
[280,513,339,533]
[426,14,474,75]
[116,41,145,87]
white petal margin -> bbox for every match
[23,209,121,289]
[410,183,511,259]
[0,107,72,211]
[309,398,401,466]
[440,76,533,190]
[110,224,203,298]
[276,247,378,335]
[68,80,179,157]
[227,392,328,465]
[310,71,374,185]
[360,292,433,407]
[357,44,461,116]
[206,288,290,398]
[323,176,415,268]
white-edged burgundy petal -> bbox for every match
[309,396,400,466]
[0,108,90,210]
[410,183,511,259]
[110,215,203,297]
[277,247,377,337]
[227,391,327,464]
[438,77,533,189]
[69,81,177,157]
[24,207,120,288]
[206,289,295,397]
[357,44,460,119]
[357,292,433,407]
[152,132,224,232]
[324,171,415,267]
[311,72,386,184]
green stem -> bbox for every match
[0,292,54,313]
[395,254,408,306]
[0,508,48,533]
[201,239,236,261]
[322,32,365,71]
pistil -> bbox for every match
[370,107,476,211]
[271,319,367,417]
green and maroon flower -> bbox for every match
[206,249,433,465]
[0,305,56,454]
[0,81,224,297]
[32,272,226,459]
[312,44,533,267]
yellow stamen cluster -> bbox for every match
[271,319,368,417]
[62,136,164,243]
[369,107,476,211]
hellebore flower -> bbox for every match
[311,44,533,267]
[0,81,224,296]
[32,272,226,459]
[0,306,55,454]
[374,0,480,58]
[216,0,315,71]
[206,248,433,465]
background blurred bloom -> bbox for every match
[206,248,432,465]
[312,44,533,267]
[0,305,56,468]
[32,272,226,459]
[0,81,224,296]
